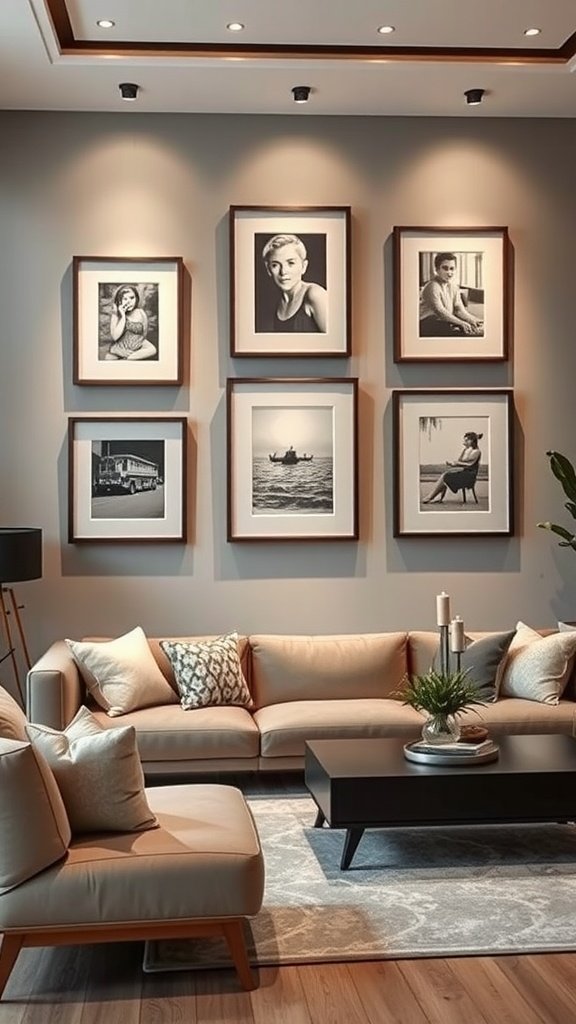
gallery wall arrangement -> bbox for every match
[66,211,514,547]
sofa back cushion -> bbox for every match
[0,738,71,894]
[249,633,408,708]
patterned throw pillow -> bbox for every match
[160,633,253,710]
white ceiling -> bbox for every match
[1,0,575,116]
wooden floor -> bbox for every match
[3,773,575,1022]
[2,944,576,1023]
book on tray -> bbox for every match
[408,739,497,756]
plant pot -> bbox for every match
[421,713,461,746]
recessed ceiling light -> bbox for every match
[97,19,115,29]
[227,22,245,32]
[524,27,541,37]
[377,25,395,35]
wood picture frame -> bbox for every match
[227,377,358,541]
[393,227,510,362]
[73,256,185,385]
[230,206,351,357]
[393,389,514,537]
[68,416,187,542]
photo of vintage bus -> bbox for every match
[93,453,159,495]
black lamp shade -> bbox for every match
[0,528,42,583]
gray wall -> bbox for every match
[1,111,575,667]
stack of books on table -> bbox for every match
[409,739,498,757]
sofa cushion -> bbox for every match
[160,633,253,710]
[0,684,28,740]
[26,706,158,834]
[0,784,264,930]
[0,738,71,894]
[456,698,576,735]
[87,703,260,763]
[499,622,576,705]
[65,626,178,717]
[250,633,408,708]
[254,698,423,757]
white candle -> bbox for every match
[450,616,465,652]
[436,592,450,626]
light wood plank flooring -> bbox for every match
[3,945,576,1024]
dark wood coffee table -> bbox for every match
[304,735,576,870]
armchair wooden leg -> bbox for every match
[222,920,256,991]
[0,933,25,998]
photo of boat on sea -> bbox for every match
[251,407,334,514]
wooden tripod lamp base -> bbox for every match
[0,528,42,710]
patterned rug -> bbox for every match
[143,794,576,971]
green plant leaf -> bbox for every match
[547,451,576,506]
[392,669,487,717]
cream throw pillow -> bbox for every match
[0,738,71,894]
[65,626,177,717]
[499,621,576,705]
[26,706,157,834]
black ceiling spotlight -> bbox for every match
[464,88,485,106]
[119,82,139,101]
[292,85,311,104]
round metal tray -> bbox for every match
[403,742,500,766]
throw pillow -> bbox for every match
[0,738,71,894]
[65,626,177,717]
[460,630,517,701]
[26,706,158,834]
[0,684,28,740]
[160,632,253,710]
[499,621,576,705]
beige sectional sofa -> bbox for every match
[27,630,576,778]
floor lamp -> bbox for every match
[0,528,42,709]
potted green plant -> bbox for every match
[396,669,488,745]
[538,450,576,552]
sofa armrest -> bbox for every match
[26,641,84,729]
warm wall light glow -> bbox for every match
[227,22,245,32]
[377,25,395,35]
[97,19,115,29]
[524,27,541,37]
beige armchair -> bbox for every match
[0,690,265,996]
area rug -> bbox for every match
[143,794,576,971]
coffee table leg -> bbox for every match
[341,828,364,870]
[313,807,326,828]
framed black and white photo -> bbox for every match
[393,227,510,362]
[227,378,358,540]
[230,207,351,357]
[393,389,513,537]
[68,417,187,542]
[73,256,184,384]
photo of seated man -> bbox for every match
[419,251,484,338]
